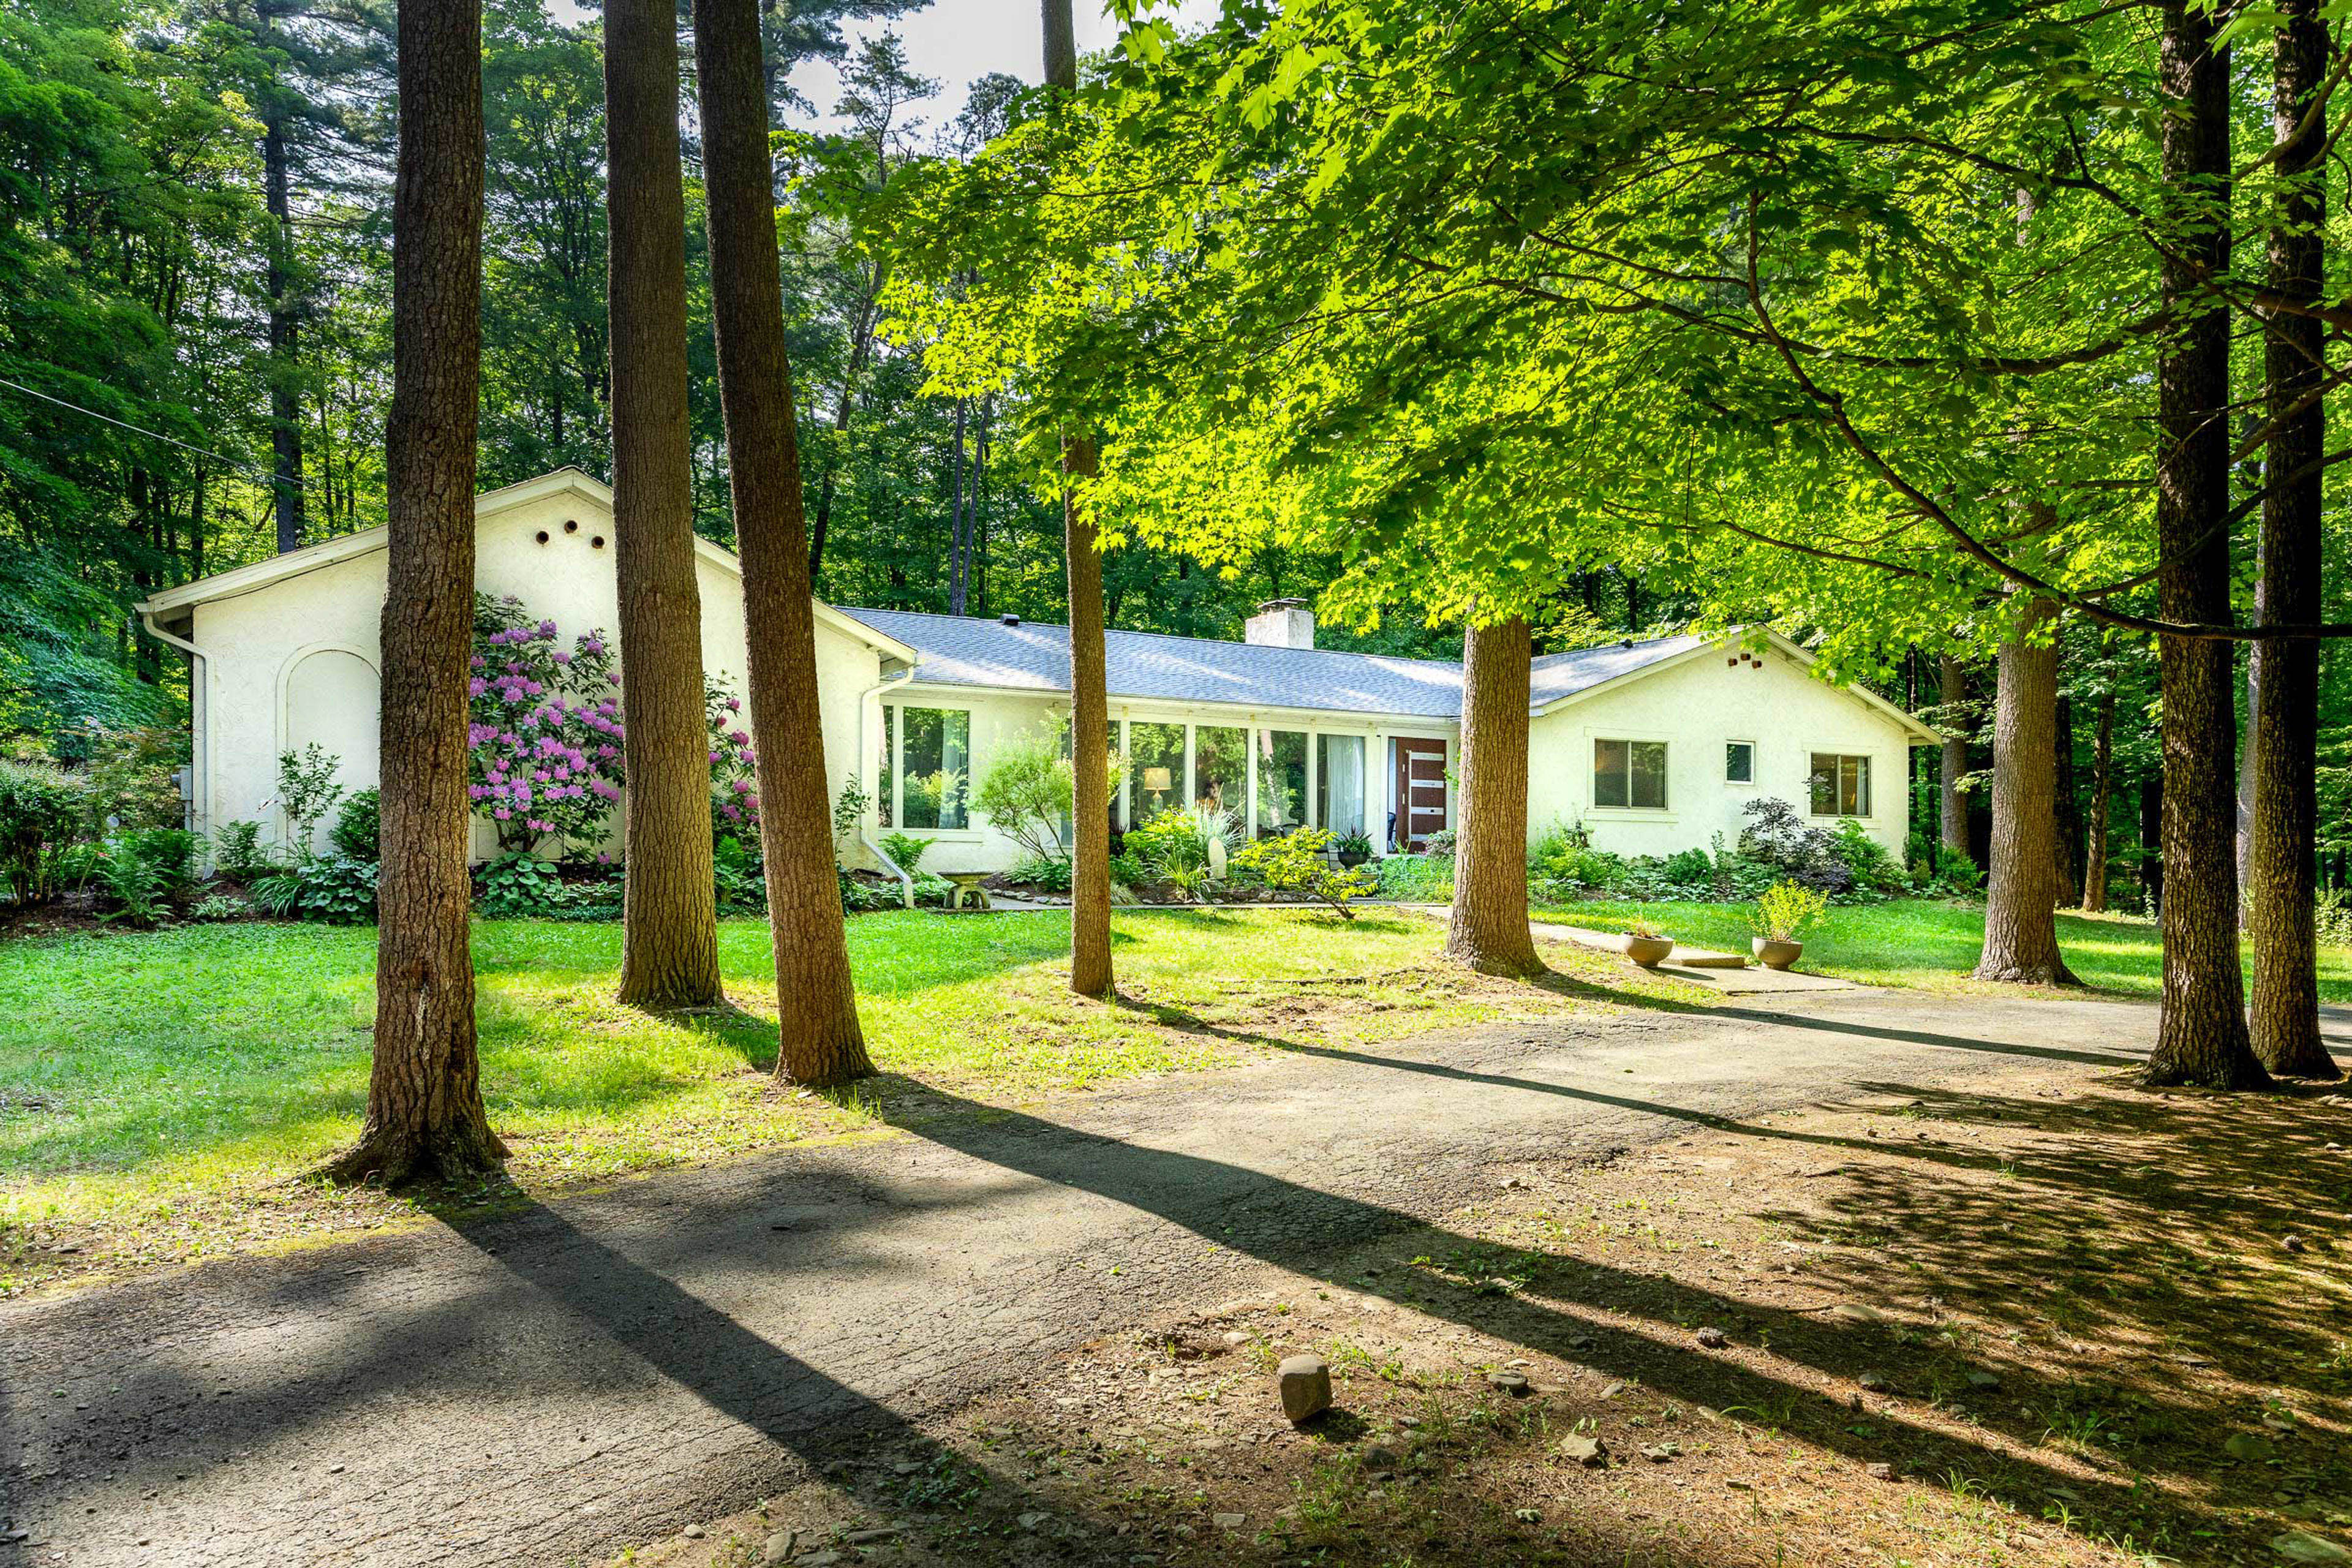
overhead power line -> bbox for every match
[0,373,315,494]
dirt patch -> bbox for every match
[626,1061,2352,1568]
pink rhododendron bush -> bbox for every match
[467,594,755,857]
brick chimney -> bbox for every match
[1245,598,1316,649]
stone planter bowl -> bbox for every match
[1624,933,1673,968]
[1752,936,1803,971]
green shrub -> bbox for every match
[714,834,766,914]
[99,848,164,927]
[1125,803,1237,880]
[295,854,379,924]
[878,830,935,873]
[1828,818,1907,894]
[2320,889,2352,948]
[1660,846,1714,885]
[189,892,249,922]
[1006,854,1072,892]
[249,871,304,918]
[1528,821,1626,898]
[970,720,1078,864]
[1738,797,1850,894]
[0,758,88,905]
[330,789,382,862]
[214,819,274,881]
[1228,828,1376,917]
[1423,827,1458,858]
[75,725,186,832]
[1107,850,1150,889]
[839,868,902,913]
[275,744,345,858]
[123,827,200,897]
[1376,853,1453,902]
[477,852,570,919]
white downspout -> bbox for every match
[856,666,917,909]
[139,609,209,847]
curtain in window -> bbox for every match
[1317,734,1365,835]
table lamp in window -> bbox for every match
[1141,766,1173,817]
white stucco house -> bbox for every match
[135,467,1938,873]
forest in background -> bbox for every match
[0,0,2345,894]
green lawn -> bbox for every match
[1532,896,2352,1001]
[0,908,1683,1283]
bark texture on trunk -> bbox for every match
[694,0,873,1085]
[1973,597,2077,985]
[2083,687,2116,913]
[1063,436,1114,997]
[1446,617,1545,978]
[2248,0,2337,1078]
[320,0,502,1187]
[263,107,307,556]
[2144,0,2270,1090]
[606,0,722,1008]
[1938,653,1970,857]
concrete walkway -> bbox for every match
[0,988,2170,1567]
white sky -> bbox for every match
[786,0,1223,131]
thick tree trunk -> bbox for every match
[2248,0,2337,1078]
[1446,617,1545,978]
[1973,598,2076,985]
[2144,1,2270,1090]
[606,0,721,1008]
[1938,653,1970,858]
[2139,774,2164,911]
[1045,0,1110,999]
[694,0,873,1085]
[263,108,307,555]
[319,0,502,1187]
[1063,437,1114,997]
[2083,687,2116,913]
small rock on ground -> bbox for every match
[1866,1463,1896,1481]
[1488,1370,1530,1395]
[1558,1434,1608,1468]
[1694,1326,1728,1348]
[1277,1354,1332,1423]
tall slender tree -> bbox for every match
[1938,653,1970,859]
[1044,0,1112,998]
[320,0,503,1185]
[1973,595,2075,984]
[695,0,875,1084]
[2144,0,2270,1091]
[1446,615,1544,977]
[605,0,723,1008]
[2247,0,2337,1078]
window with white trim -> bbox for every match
[1594,738,1668,810]
[1808,752,1872,818]
[897,706,970,829]
[1725,740,1755,785]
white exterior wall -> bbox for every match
[187,477,887,861]
[1526,643,1917,858]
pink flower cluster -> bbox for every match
[467,601,627,854]
[706,683,761,836]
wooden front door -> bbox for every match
[1391,737,1448,850]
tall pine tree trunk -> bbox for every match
[2248,0,2336,1078]
[2053,693,2082,907]
[694,0,873,1085]
[2144,0,2270,1090]
[1446,617,1544,978]
[263,107,307,555]
[1939,653,1970,858]
[606,0,721,1008]
[320,0,502,1186]
[2083,685,2116,913]
[1973,597,2076,985]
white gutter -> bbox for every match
[138,608,208,842]
[855,666,918,909]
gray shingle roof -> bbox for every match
[831,607,1703,720]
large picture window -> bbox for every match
[1256,729,1308,836]
[1128,722,1186,826]
[898,706,970,829]
[1809,752,1872,818]
[1594,738,1668,810]
[1316,734,1366,837]
[1194,725,1248,823]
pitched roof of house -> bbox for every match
[831,607,1710,722]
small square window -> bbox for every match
[1725,741,1755,785]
